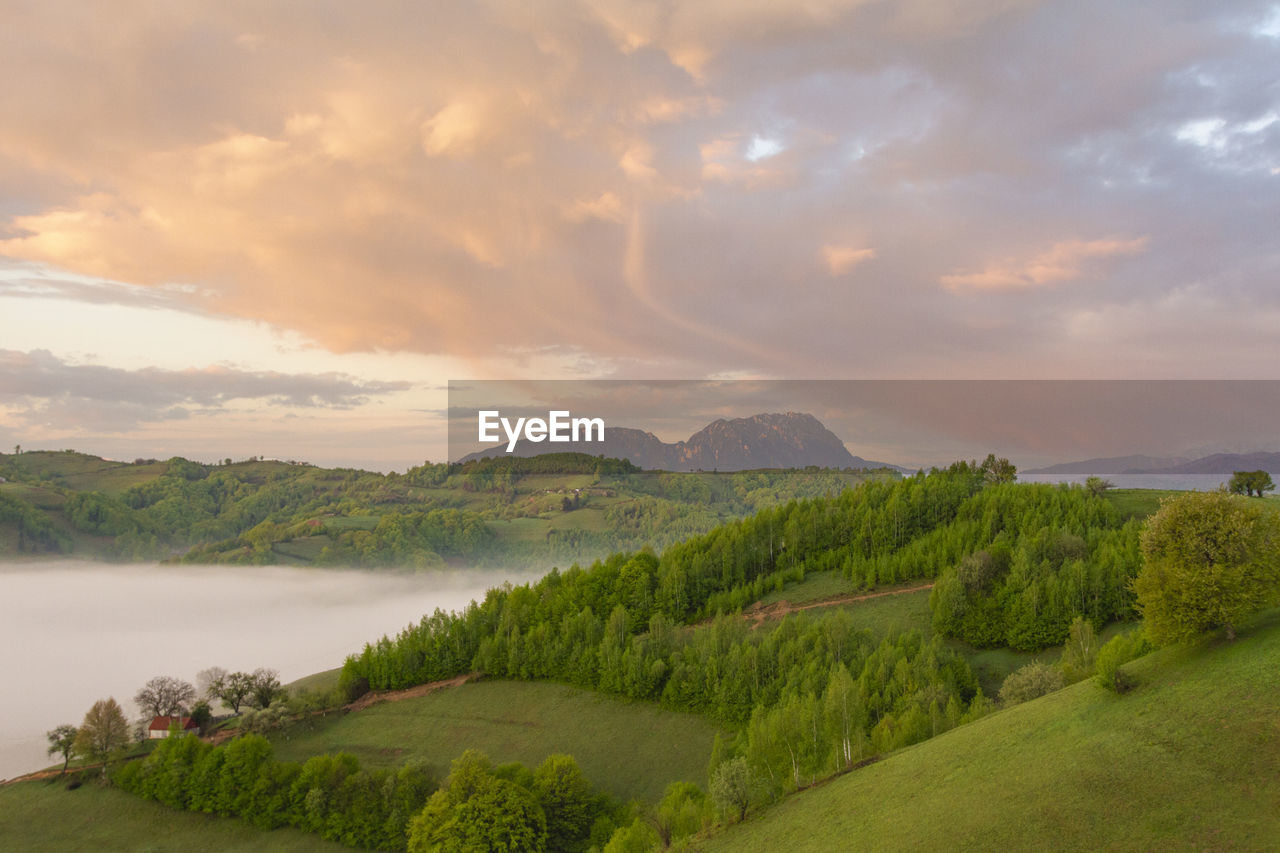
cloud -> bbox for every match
[823,245,877,275]
[422,100,485,157]
[564,192,628,224]
[0,1,1276,382]
[940,237,1149,292]
[0,349,410,431]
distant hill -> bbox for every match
[460,411,903,472]
[1023,455,1189,475]
[1026,451,1280,476]
[1125,451,1280,475]
[0,448,894,567]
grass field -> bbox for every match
[285,667,343,696]
[696,608,1280,852]
[268,679,724,802]
[0,779,345,853]
[757,570,857,606]
[1104,488,1178,520]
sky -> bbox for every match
[446,379,1280,468]
[2,1,1278,469]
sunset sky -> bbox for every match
[2,1,1278,469]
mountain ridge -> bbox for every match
[460,411,903,472]
[1025,451,1280,476]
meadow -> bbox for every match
[267,679,724,802]
[0,780,343,853]
[696,607,1280,852]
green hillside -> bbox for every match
[696,609,1280,852]
[0,450,892,568]
[10,462,1277,852]
[0,780,343,853]
[267,680,723,803]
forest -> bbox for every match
[0,450,890,568]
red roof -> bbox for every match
[148,715,198,731]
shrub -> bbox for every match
[998,662,1064,706]
[1095,629,1151,693]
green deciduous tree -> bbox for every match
[248,668,284,710]
[408,750,548,853]
[74,698,130,775]
[1085,476,1114,497]
[655,781,713,847]
[1134,490,1280,643]
[210,670,255,714]
[709,757,754,822]
[602,818,660,853]
[980,454,1017,485]
[1060,616,1099,683]
[532,754,597,853]
[46,724,78,775]
[1228,470,1276,498]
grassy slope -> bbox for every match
[269,680,724,803]
[0,781,345,853]
[697,609,1280,852]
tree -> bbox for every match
[1134,490,1280,643]
[1085,476,1114,497]
[655,781,713,847]
[979,454,1017,485]
[134,676,197,718]
[532,754,596,853]
[74,698,130,775]
[407,750,547,853]
[189,700,213,733]
[709,757,754,822]
[248,668,284,710]
[1060,616,1099,683]
[1229,470,1275,498]
[196,667,228,702]
[209,670,255,714]
[602,819,660,853]
[46,724,78,775]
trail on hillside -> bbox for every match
[744,583,934,629]
[343,672,479,712]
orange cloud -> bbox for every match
[941,237,1149,292]
[823,245,877,275]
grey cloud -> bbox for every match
[0,349,411,430]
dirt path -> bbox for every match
[744,583,933,629]
[343,672,479,712]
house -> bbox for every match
[148,715,198,738]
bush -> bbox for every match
[1060,617,1099,683]
[1095,629,1151,693]
[998,662,1064,706]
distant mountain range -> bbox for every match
[1025,452,1280,476]
[460,412,904,472]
